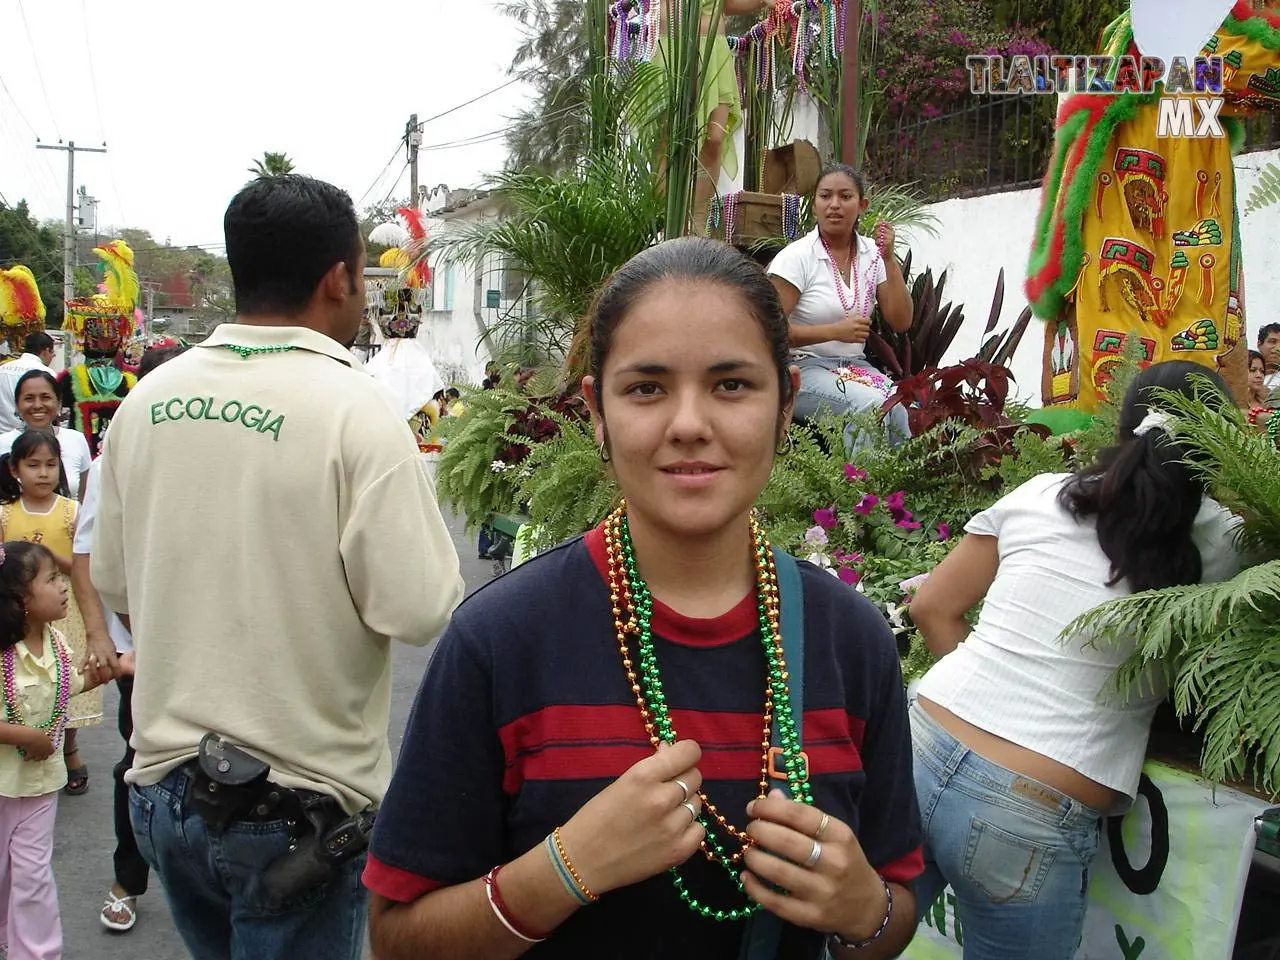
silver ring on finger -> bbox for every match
[681,801,698,823]
[803,839,823,868]
[673,777,690,803]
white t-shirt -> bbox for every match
[0,355,53,433]
[71,458,132,653]
[916,472,1242,803]
[0,426,93,499]
[767,229,887,360]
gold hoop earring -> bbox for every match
[775,433,794,456]
[598,441,611,463]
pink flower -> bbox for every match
[844,464,867,482]
[837,565,862,585]
[897,518,922,531]
[834,550,864,565]
[883,490,907,512]
[937,523,951,540]
[854,494,879,515]
[813,506,838,530]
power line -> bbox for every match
[79,0,128,224]
[413,48,574,130]
[377,162,409,209]
[416,103,582,153]
[356,142,406,209]
[16,0,60,140]
[0,70,40,139]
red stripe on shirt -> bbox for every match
[879,846,926,886]
[498,703,866,793]
[362,852,444,902]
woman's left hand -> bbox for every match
[741,789,889,940]
[875,221,896,257]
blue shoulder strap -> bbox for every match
[738,548,807,960]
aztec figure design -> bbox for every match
[60,240,140,457]
[1027,1,1280,410]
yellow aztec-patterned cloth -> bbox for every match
[1036,12,1280,411]
[0,497,100,727]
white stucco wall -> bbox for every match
[415,213,494,386]
[896,146,1280,405]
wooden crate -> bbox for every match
[694,191,788,246]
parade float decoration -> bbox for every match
[1026,0,1280,412]
[61,240,139,456]
[364,208,442,453]
[0,265,47,358]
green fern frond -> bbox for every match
[515,412,617,548]
[1245,161,1280,215]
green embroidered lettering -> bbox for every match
[185,398,207,419]
[221,400,242,422]
[150,402,164,424]
[259,414,284,441]
[165,398,185,421]
[241,405,264,429]
[203,397,220,420]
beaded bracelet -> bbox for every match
[829,876,893,950]
[1249,406,1266,426]
[547,828,598,904]
[484,866,546,943]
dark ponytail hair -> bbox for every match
[1058,360,1230,592]
[0,429,69,504]
[0,541,56,651]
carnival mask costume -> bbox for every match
[61,240,140,456]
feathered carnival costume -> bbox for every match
[1028,0,1280,411]
[0,265,48,357]
[60,240,140,456]
[363,208,444,451]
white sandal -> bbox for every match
[100,892,138,932]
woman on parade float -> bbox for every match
[365,237,923,959]
[768,165,914,447]
[907,361,1243,959]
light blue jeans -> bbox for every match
[129,768,368,960]
[792,354,910,450]
[910,702,1103,960]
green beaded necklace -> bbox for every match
[213,344,297,359]
[605,504,811,921]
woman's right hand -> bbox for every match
[832,314,872,344]
[22,728,55,761]
[557,740,706,895]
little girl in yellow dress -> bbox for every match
[0,430,97,795]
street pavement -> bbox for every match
[52,512,499,959]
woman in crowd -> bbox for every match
[0,370,92,499]
[364,237,922,959]
[907,361,1243,959]
[767,165,914,447]
[1249,349,1270,406]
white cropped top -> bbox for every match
[915,472,1242,802]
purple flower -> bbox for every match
[813,506,838,530]
[844,464,867,482]
[897,518,922,531]
[837,565,862,586]
[854,494,880,515]
[937,523,951,540]
[834,550,864,565]
[804,525,829,547]
[883,490,906,512]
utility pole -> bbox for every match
[406,114,421,206]
[36,140,107,305]
[841,0,862,167]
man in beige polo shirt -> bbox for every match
[90,174,463,960]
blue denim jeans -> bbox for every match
[792,354,910,450]
[129,769,368,960]
[910,702,1103,960]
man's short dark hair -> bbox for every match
[224,175,361,317]
[138,345,189,379]
[447,387,460,399]
[23,332,54,355]
[1259,323,1280,346]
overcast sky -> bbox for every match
[0,0,528,249]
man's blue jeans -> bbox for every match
[129,768,367,960]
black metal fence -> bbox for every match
[867,96,1280,203]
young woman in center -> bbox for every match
[364,237,922,959]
